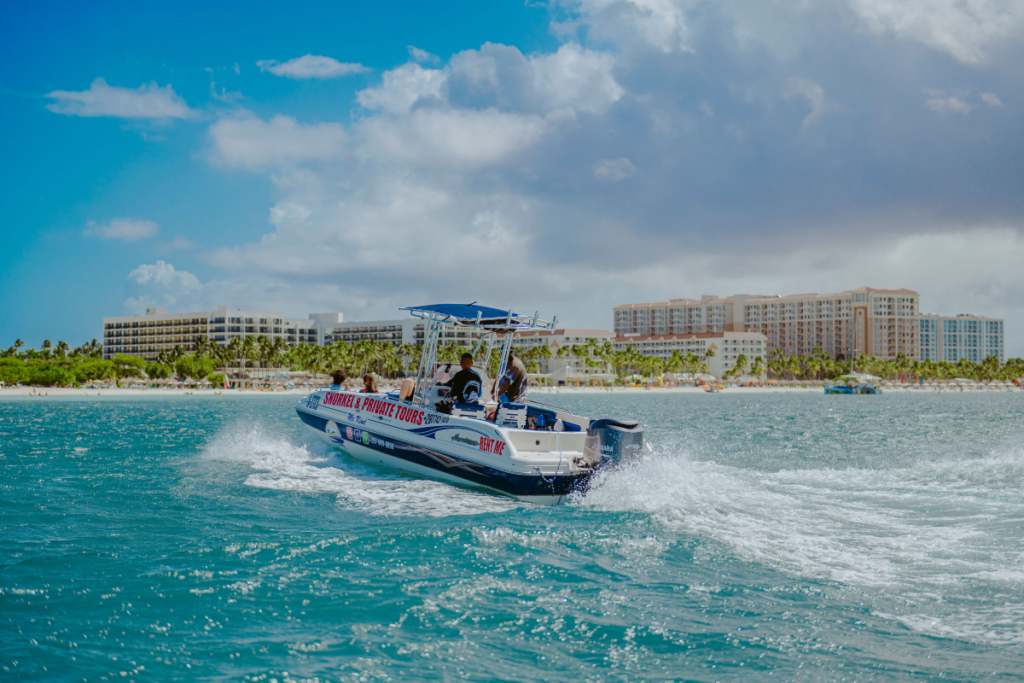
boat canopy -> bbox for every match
[402,303,556,407]
[401,303,554,331]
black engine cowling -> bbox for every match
[585,418,644,465]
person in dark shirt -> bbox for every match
[493,347,528,403]
[444,353,483,407]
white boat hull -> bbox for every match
[296,391,591,505]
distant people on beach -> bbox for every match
[362,374,379,393]
[331,369,347,390]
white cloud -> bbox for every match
[208,114,348,169]
[783,77,836,128]
[844,0,1024,65]
[358,107,550,168]
[256,55,368,79]
[127,260,201,291]
[169,236,195,250]
[981,92,1003,107]
[356,63,448,113]
[561,0,699,53]
[408,46,440,63]
[927,94,973,114]
[594,157,636,181]
[188,28,1024,358]
[529,43,624,114]
[84,218,159,242]
[46,78,195,119]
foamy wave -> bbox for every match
[202,421,519,518]
[579,445,1024,644]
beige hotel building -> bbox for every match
[615,287,921,360]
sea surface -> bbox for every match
[2,392,1023,682]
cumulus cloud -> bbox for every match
[84,218,159,242]
[593,157,636,181]
[356,63,448,113]
[185,9,1024,356]
[256,55,368,79]
[981,92,1003,107]
[127,260,201,289]
[562,0,698,53]
[926,94,973,114]
[844,0,1024,65]
[783,78,836,128]
[46,78,195,119]
[358,107,550,168]
[408,46,440,63]
[208,114,348,168]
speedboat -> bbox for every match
[294,304,650,505]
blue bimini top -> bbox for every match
[401,303,516,324]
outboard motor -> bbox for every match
[585,418,645,466]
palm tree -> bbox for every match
[240,336,257,375]
[14,339,24,355]
[193,334,213,360]
[750,355,765,381]
[56,340,69,359]
[42,339,53,358]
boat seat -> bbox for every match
[452,402,486,419]
[525,405,585,432]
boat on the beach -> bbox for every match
[294,304,650,505]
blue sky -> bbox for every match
[2,0,1022,356]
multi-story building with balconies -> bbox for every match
[615,287,921,360]
[919,314,1004,363]
[102,305,340,362]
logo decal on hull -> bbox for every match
[450,433,480,448]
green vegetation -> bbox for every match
[3,335,1020,387]
[765,347,1024,383]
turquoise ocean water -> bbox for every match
[2,393,1023,681]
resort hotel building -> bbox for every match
[102,305,343,362]
[918,314,1005,363]
[103,307,490,362]
[615,287,921,361]
[613,332,768,379]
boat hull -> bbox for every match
[295,396,589,505]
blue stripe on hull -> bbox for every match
[295,408,587,498]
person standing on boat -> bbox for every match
[443,353,483,409]
[494,347,528,403]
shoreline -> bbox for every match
[1,384,1018,399]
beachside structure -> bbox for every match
[321,317,490,350]
[919,313,1005,363]
[102,305,341,361]
[512,328,616,383]
[614,332,768,379]
[614,287,921,361]
[103,307,500,362]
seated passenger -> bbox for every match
[443,352,483,408]
[398,377,415,402]
[493,347,528,403]
[330,369,347,390]
[361,373,379,393]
